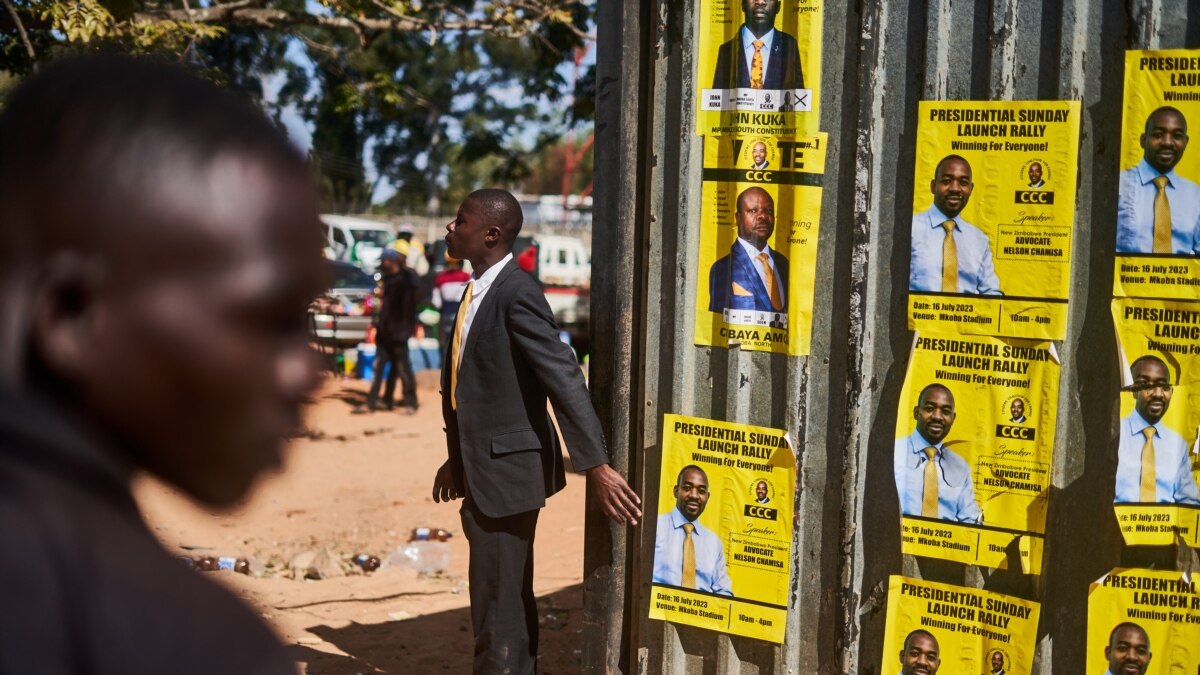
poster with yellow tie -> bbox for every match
[1113,49,1200,300]
[1086,568,1200,674]
[880,576,1040,675]
[893,332,1060,574]
[696,0,823,137]
[694,134,826,356]
[907,101,1081,340]
[647,414,795,643]
[1109,298,1200,547]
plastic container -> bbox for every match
[384,541,450,574]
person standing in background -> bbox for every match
[357,248,421,413]
[432,257,472,357]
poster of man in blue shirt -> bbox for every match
[1116,107,1200,255]
[1114,355,1200,505]
[893,383,983,523]
[909,155,1003,296]
[652,465,734,596]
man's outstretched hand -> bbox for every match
[587,464,642,526]
[432,461,462,503]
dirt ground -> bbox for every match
[133,368,587,674]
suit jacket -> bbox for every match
[712,30,804,90]
[442,260,609,518]
[708,242,789,313]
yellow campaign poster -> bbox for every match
[908,101,1081,340]
[1114,50,1200,300]
[894,333,1060,574]
[696,0,823,137]
[648,414,795,643]
[1087,568,1200,674]
[1110,298,1200,546]
[880,576,1039,675]
[694,134,826,355]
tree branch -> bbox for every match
[129,2,584,40]
[1,0,36,67]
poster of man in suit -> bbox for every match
[694,134,827,356]
[696,0,823,136]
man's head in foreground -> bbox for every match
[0,56,326,506]
[914,384,956,445]
[673,465,710,522]
[1106,622,1151,675]
[899,629,940,674]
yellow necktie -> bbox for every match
[941,220,957,292]
[750,40,764,89]
[681,522,696,588]
[756,251,783,310]
[922,447,939,518]
[449,281,474,410]
[1153,175,1171,253]
[1140,427,1157,502]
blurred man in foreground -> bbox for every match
[0,56,324,672]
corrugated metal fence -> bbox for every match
[584,0,1200,673]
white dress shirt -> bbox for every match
[455,252,513,367]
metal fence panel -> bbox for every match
[586,1,1200,673]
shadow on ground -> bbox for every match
[291,584,585,674]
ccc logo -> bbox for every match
[1014,190,1054,204]
[743,504,778,520]
[996,424,1035,440]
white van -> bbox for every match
[512,235,591,347]
[321,214,395,274]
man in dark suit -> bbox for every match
[432,189,641,674]
[712,0,804,91]
[709,186,789,313]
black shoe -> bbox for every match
[351,404,373,415]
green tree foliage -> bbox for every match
[1,0,592,212]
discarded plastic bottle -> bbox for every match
[409,527,452,542]
[353,553,381,572]
[184,555,250,574]
[385,541,450,575]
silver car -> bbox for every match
[309,261,378,348]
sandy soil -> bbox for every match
[133,369,587,674]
